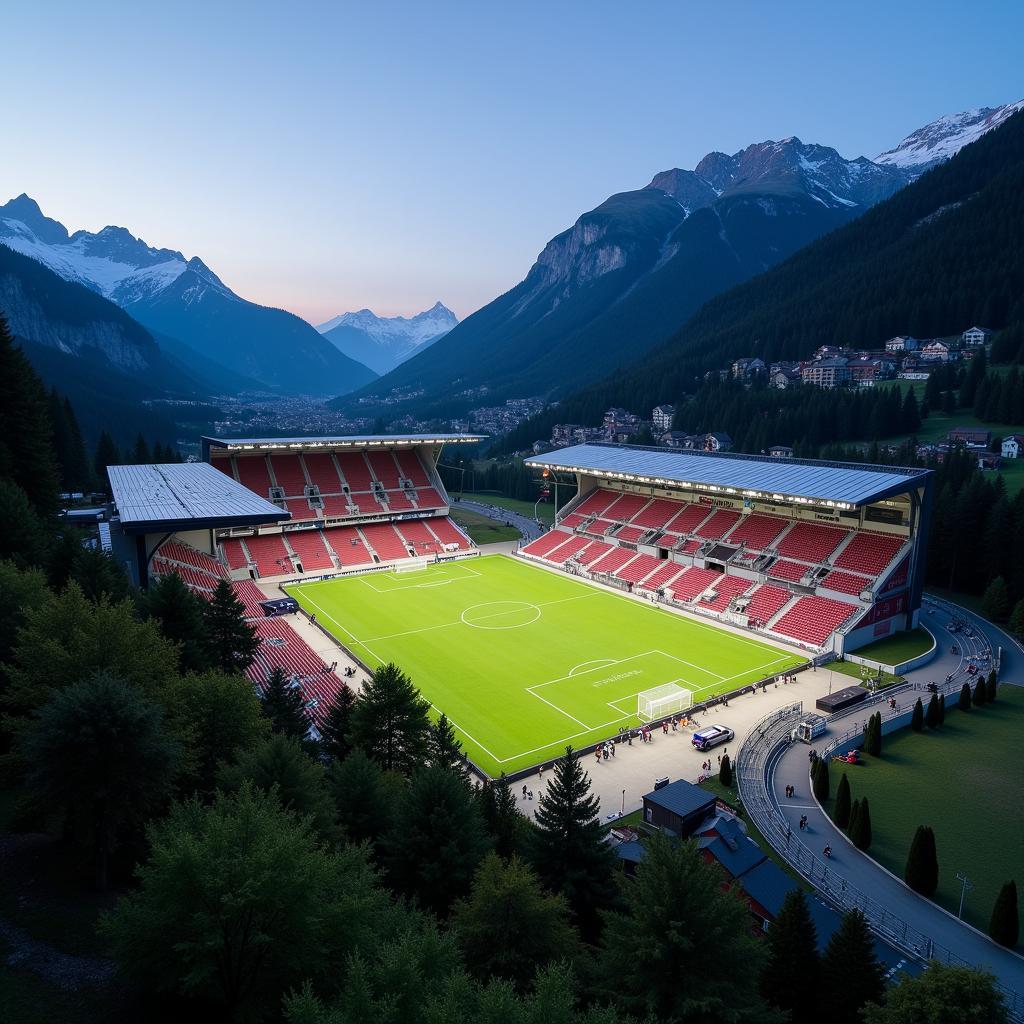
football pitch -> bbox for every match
[288,555,804,776]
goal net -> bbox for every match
[395,557,431,574]
[637,682,693,722]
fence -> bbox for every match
[736,698,1022,1019]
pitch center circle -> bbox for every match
[461,600,541,629]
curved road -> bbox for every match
[763,602,1024,1011]
[452,497,546,543]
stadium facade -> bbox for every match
[522,442,932,656]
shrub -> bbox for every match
[973,678,986,707]
[847,798,862,842]
[911,697,924,732]
[925,693,941,729]
[719,753,733,787]
[813,756,830,802]
[986,670,998,703]
[959,682,972,711]
[904,825,939,897]
[834,773,851,829]
[989,881,1019,948]
[850,797,872,851]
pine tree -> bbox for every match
[856,797,873,851]
[989,881,1019,948]
[821,909,885,1024]
[1009,599,1024,641]
[428,712,469,779]
[959,682,973,711]
[813,755,830,802]
[202,579,260,674]
[348,662,431,775]
[986,669,998,703]
[480,774,530,861]
[142,571,210,672]
[719,752,733,786]
[938,688,947,724]
[318,683,356,762]
[93,431,121,487]
[973,677,986,707]
[926,692,941,729]
[834,772,852,829]
[981,576,1010,622]
[761,888,820,1021]
[911,696,924,732]
[62,397,91,491]
[847,798,862,842]
[260,667,310,740]
[132,433,152,463]
[0,314,61,514]
[530,746,618,940]
[904,825,939,896]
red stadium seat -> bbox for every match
[834,532,904,576]
[773,595,859,647]
[285,530,335,572]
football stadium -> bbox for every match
[106,434,933,777]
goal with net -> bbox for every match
[395,557,432,574]
[637,682,694,722]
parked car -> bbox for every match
[691,724,734,751]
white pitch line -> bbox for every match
[527,687,592,729]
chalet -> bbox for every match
[642,779,716,836]
[770,366,802,389]
[731,357,766,380]
[962,326,993,346]
[920,340,952,362]
[1001,435,1024,459]
[977,453,1002,471]
[767,444,794,458]
[660,430,696,449]
[651,404,676,432]
[696,431,733,452]
[947,426,991,448]
[885,335,919,352]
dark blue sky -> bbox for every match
[3,1,1022,322]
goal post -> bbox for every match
[395,557,431,574]
[637,682,694,722]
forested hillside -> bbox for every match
[503,108,1024,449]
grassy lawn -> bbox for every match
[824,686,1024,940]
[830,659,903,688]
[289,554,802,776]
[458,492,559,524]
[849,627,935,666]
[448,506,523,544]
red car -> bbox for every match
[832,749,862,765]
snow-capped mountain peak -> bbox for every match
[0,194,189,302]
[875,100,1024,170]
[315,302,458,376]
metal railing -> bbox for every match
[736,699,1022,1019]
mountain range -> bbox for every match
[315,301,458,376]
[337,101,1022,419]
[499,103,1024,452]
[0,196,376,396]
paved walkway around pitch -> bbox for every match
[514,666,836,820]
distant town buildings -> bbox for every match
[1001,435,1024,459]
[947,426,991,448]
[962,326,993,346]
[802,358,852,389]
[651,404,676,432]
[885,335,919,352]
[767,445,794,458]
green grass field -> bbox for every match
[826,686,1024,940]
[289,555,804,776]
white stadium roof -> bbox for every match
[526,443,930,508]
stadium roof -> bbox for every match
[526,442,929,508]
[202,433,484,456]
[108,462,288,534]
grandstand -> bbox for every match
[522,442,932,656]
[105,434,485,733]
